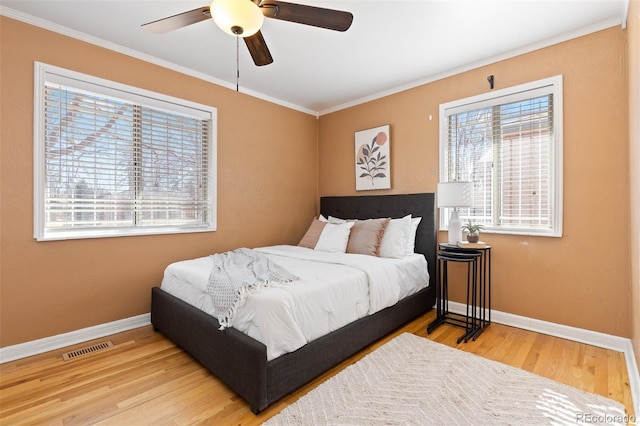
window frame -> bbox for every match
[438,75,563,237]
[33,62,217,241]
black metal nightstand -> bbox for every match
[427,243,492,343]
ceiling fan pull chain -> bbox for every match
[236,34,240,92]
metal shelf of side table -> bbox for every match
[427,243,492,342]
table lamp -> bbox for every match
[437,181,473,244]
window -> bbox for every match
[34,62,217,241]
[439,75,563,237]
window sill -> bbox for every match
[35,225,216,241]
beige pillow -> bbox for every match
[346,218,391,256]
[298,219,327,248]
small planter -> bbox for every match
[462,220,483,243]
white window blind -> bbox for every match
[439,76,563,236]
[34,63,217,241]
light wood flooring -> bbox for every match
[0,310,634,425]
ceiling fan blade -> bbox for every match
[260,1,353,32]
[141,6,211,34]
[244,31,274,66]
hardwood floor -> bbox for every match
[0,310,634,425]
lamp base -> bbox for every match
[448,210,462,244]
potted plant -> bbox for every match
[462,220,484,243]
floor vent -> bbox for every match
[62,341,114,361]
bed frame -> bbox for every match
[150,193,437,413]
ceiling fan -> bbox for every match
[141,0,353,66]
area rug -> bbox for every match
[264,333,628,425]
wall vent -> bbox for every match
[62,341,114,361]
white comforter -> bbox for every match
[161,245,429,360]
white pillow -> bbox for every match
[314,222,355,253]
[327,215,347,224]
[405,216,422,255]
[318,215,346,224]
[379,214,412,258]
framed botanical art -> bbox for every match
[355,124,391,191]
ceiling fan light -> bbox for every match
[210,0,264,37]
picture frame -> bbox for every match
[355,124,391,191]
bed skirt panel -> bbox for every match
[151,285,433,413]
[151,287,269,411]
[265,286,432,407]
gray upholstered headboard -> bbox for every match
[320,193,437,290]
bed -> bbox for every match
[150,193,437,413]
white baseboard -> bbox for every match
[0,313,150,364]
[446,301,640,415]
[2,307,639,415]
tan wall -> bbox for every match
[628,0,640,370]
[1,15,634,350]
[0,17,318,347]
[319,27,631,337]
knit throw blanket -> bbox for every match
[207,248,299,330]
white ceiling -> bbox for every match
[1,0,628,115]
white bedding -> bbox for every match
[160,245,429,360]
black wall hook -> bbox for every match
[487,75,495,90]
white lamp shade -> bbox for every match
[210,0,264,37]
[437,181,474,208]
